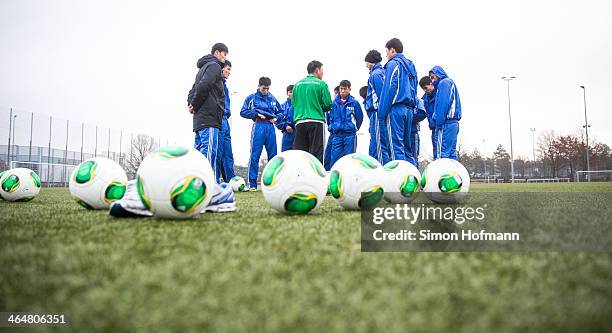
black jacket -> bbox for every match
[188,54,225,131]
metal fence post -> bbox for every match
[119,130,123,165]
[6,108,12,166]
[11,113,17,163]
[28,112,33,162]
[107,128,111,158]
[94,125,98,157]
[47,116,52,186]
[80,122,84,162]
[64,119,69,186]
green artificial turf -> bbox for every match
[1,183,611,332]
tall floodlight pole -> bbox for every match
[230,91,238,127]
[502,76,516,183]
[530,128,536,177]
[579,86,590,182]
[482,138,487,176]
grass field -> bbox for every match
[1,183,611,332]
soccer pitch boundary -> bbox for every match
[1,182,611,332]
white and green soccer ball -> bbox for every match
[421,158,470,203]
[136,145,216,219]
[0,168,41,202]
[229,176,246,192]
[382,160,421,204]
[0,170,5,200]
[69,157,128,209]
[261,150,328,214]
[329,153,385,210]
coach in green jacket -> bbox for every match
[291,60,333,162]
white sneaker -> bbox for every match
[109,180,153,217]
[202,182,237,213]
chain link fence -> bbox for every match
[1,107,180,186]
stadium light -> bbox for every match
[580,85,591,182]
[482,138,487,176]
[530,128,536,177]
[502,76,516,183]
[230,90,239,127]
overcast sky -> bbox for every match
[1,0,610,165]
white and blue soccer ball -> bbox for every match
[421,158,470,203]
[329,153,385,210]
[382,160,421,204]
[69,157,128,209]
[135,145,216,219]
[229,176,247,192]
[0,168,41,202]
[261,150,328,214]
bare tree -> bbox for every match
[123,134,157,179]
[456,142,466,162]
[537,130,559,178]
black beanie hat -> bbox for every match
[364,50,382,63]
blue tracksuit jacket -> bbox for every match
[275,99,295,152]
[216,81,236,182]
[430,66,461,160]
[323,111,334,171]
[365,62,385,163]
[422,91,437,160]
[328,95,363,167]
[240,90,282,188]
[378,53,418,164]
[407,98,426,167]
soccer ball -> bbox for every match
[69,157,128,209]
[329,153,385,210]
[0,168,41,202]
[0,170,5,200]
[261,150,328,214]
[421,158,470,203]
[229,176,246,192]
[136,145,216,219]
[382,160,421,204]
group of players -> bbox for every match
[187,39,462,190]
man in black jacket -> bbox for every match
[188,43,228,182]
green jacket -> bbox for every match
[292,74,332,123]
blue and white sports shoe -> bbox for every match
[109,180,153,218]
[202,182,237,213]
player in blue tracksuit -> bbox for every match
[216,60,236,183]
[359,86,369,115]
[275,85,295,152]
[378,38,419,164]
[419,76,437,160]
[240,77,282,189]
[364,50,385,163]
[323,85,340,170]
[430,66,461,160]
[408,98,427,168]
[328,80,363,167]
